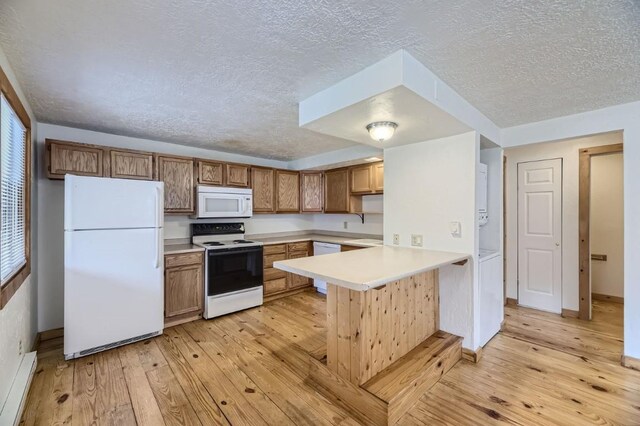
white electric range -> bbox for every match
[192,223,264,319]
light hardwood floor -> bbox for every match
[21,293,639,425]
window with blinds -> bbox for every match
[1,93,27,285]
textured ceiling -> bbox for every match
[0,1,638,160]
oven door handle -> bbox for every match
[207,247,263,256]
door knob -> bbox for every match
[555,242,560,247]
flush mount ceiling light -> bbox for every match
[366,121,398,142]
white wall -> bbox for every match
[504,132,622,311]
[0,47,38,411]
[591,153,624,298]
[165,215,315,240]
[501,100,640,359]
[383,132,478,349]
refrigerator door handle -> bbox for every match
[155,186,162,228]
[154,227,161,269]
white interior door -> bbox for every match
[518,159,562,313]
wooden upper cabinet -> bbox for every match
[300,171,323,213]
[157,156,195,214]
[251,167,275,213]
[324,168,350,213]
[350,164,374,194]
[276,170,300,213]
[225,163,250,187]
[109,150,154,180]
[197,160,224,185]
[46,139,106,179]
[350,162,384,194]
[373,162,384,193]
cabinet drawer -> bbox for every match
[287,242,310,253]
[264,267,286,282]
[165,252,203,268]
[264,278,287,295]
[264,253,286,268]
[263,244,286,255]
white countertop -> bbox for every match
[164,243,205,255]
[250,233,383,247]
[274,246,470,291]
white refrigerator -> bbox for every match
[64,175,164,359]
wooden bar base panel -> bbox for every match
[311,270,462,425]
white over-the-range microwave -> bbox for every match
[195,185,253,218]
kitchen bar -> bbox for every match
[274,246,470,425]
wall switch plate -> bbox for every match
[393,234,400,245]
[343,221,348,229]
[450,222,461,238]
[411,234,423,247]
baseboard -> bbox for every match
[462,346,483,363]
[0,352,37,426]
[592,293,624,304]
[621,355,640,372]
[561,309,579,318]
[39,327,64,342]
[505,297,517,306]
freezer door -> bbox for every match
[65,175,163,230]
[64,228,164,357]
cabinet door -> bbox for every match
[286,251,311,289]
[373,162,384,193]
[350,164,373,194]
[264,278,288,295]
[165,263,203,317]
[276,170,300,212]
[251,167,275,212]
[225,163,250,187]
[110,150,154,180]
[300,172,323,212]
[47,139,105,179]
[198,160,224,185]
[157,156,195,214]
[324,168,350,213]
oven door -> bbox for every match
[206,246,263,297]
[197,192,252,218]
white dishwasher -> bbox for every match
[312,242,341,294]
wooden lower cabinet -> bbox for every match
[263,242,312,299]
[164,251,204,326]
[286,250,311,289]
[341,244,365,252]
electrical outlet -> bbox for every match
[343,221,348,229]
[411,234,423,247]
[393,234,400,245]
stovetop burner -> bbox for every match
[233,240,253,244]
[204,241,225,246]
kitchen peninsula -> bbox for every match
[274,246,470,425]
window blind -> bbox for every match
[0,94,27,284]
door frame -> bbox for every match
[578,143,624,320]
[503,154,507,305]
